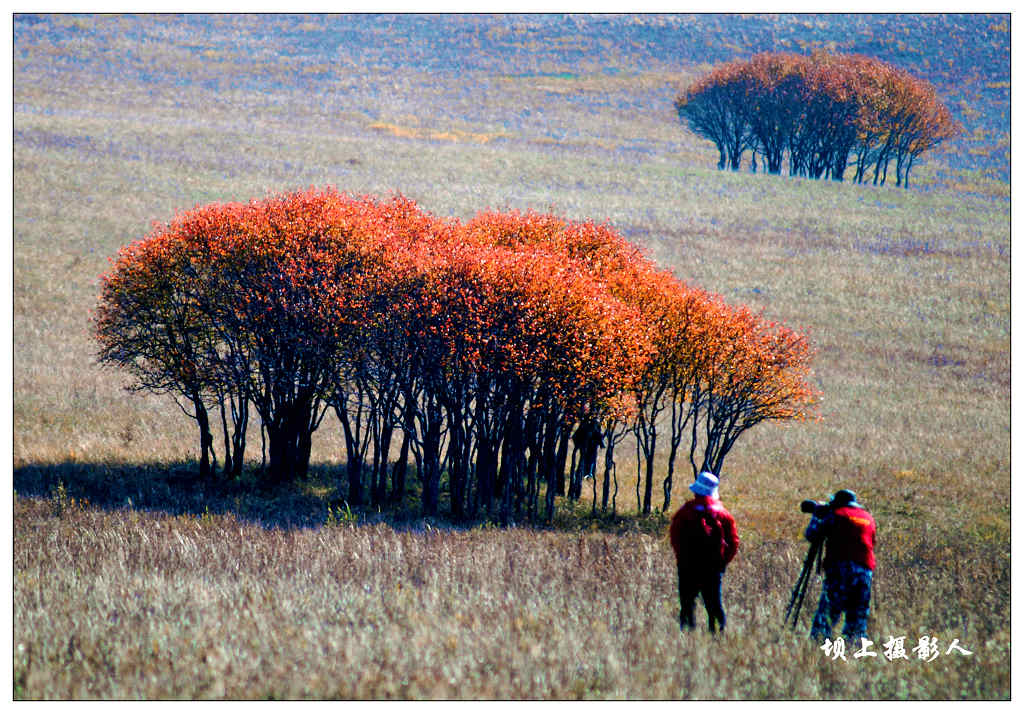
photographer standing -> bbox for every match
[805,489,877,642]
[669,471,739,633]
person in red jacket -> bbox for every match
[669,471,739,632]
[805,489,877,642]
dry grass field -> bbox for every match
[12,14,1010,699]
[12,493,1008,699]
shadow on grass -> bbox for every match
[12,460,348,530]
[12,459,669,535]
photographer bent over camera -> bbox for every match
[805,489,877,642]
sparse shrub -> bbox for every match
[326,501,358,528]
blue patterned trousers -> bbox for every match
[810,560,873,641]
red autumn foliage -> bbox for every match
[676,50,962,187]
[96,188,819,522]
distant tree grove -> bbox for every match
[95,188,819,522]
[675,51,962,188]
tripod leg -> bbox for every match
[792,575,808,626]
[786,541,820,627]
[788,567,808,626]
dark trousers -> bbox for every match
[678,565,726,632]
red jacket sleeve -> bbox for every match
[719,508,739,565]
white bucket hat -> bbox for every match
[690,471,719,498]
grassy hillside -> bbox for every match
[12,14,1010,699]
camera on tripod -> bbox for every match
[784,498,830,629]
[800,499,831,518]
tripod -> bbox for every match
[784,537,824,629]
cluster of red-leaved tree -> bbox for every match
[676,50,962,187]
[95,188,819,521]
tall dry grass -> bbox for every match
[13,492,1008,700]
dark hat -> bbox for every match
[830,489,859,507]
